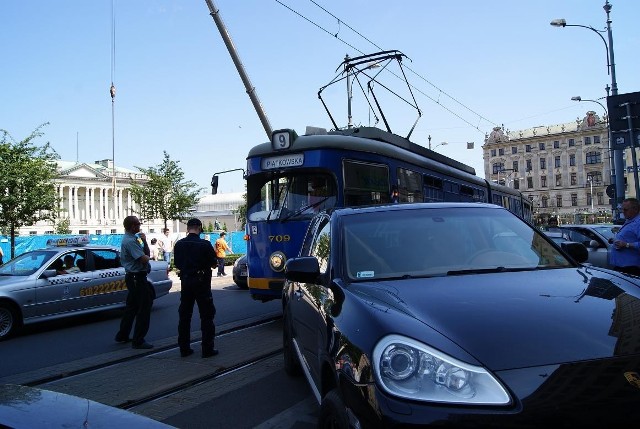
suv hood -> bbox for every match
[355,268,640,370]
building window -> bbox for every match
[542,196,548,208]
[541,176,547,187]
[571,194,578,206]
[587,171,603,185]
[45,230,54,234]
[95,230,102,235]
[540,158,546,170]
[593,135,601,144]
[569,138,575,147]
[526,159,532,171]
[597,192,604,205]
[514,179,520,189]
[29,231,37,236]
[491,149,496,156]
[571,173,577,185]
[586,151,601,164]
[498,148,504,156]
[527,177,533,189]
[556,174,562,186]
[111,229,117,234]
[554,156,561,168]
[512,146,518,154]
[512,161,518,172]
[584,136,591,145]
[492,162,505,174]
[569,154,576,166]
[553,140,560,149]
[556,195,563,207]
[539,142,545,150]
[526,145,532,153]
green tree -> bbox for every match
[129,151,202,229]
[206,221,214,232]
[55,217,71,234]
[233,190,247,230]
[0,124,60,258]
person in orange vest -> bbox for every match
[214,232,232,277]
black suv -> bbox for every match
[283,203,640,428]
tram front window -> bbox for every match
[248,173,337,222]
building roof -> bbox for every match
[484,111,607,145]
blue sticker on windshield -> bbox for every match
[357,271,374,278]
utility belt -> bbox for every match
[180,269,211,280]
[126,271,147,278]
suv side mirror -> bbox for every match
[561,242,589,263]
[285,257,320,284]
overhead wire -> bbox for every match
[274,0,498,133]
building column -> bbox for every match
[73,186,79,221]
[100,187,105,221]
[67,186,73,220]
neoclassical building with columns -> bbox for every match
[483,111,614,226]
[20,159,170,236]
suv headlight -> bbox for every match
[372,335,511,405]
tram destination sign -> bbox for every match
[262,154,304,169]
[607,91,640,149]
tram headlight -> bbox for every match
[269,251,286,272]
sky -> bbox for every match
[2,0,639,195]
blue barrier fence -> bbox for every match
[0,231,247,261]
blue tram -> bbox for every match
[242,126,532,301]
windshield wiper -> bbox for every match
[446,266,538,276]
[281,196,330,222]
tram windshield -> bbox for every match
[247,173,337,222]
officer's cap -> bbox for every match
[187,218,203,228]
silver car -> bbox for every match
[0,238,172,340]
[557,224,619,269]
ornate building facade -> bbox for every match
[483,111,614,226]
[19,159,168,236]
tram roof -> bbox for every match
[247,127,476,176]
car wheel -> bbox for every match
[283,310,302,376]
[0,303,19,341]
[234,279,248,289]
[318,389,350,429]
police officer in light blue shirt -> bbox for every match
[609,198,640,276]
[114,215,154,349]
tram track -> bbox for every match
[23,314,282,389]
[117,348,282,410]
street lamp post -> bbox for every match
[571,95,616,212]
[551,0,623,220]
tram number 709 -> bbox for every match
[269,235,291,242]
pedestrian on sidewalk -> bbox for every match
[115,216,155,349]
[214,232,231,277]
[162,228,175,264]
[173,218,219,358]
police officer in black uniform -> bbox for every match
[173,218,219,358]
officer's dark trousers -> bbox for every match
[178,277,216,353]
[118,272,153,345]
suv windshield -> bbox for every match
[247,173,337,222]
[343,207,572,281]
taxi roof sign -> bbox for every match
[46,236,90,248]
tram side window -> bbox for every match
[443,181,460,202]
[343,160,389,206]
[397,168,423,203]
[459,185,475,202]
[424,175,444,202]
[492,194,502,206]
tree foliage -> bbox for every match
[129,152,202,229]
[0,124,60,258]
[234,190,247,230]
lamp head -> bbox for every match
[571,96,582,101]
[550,19,567,27]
